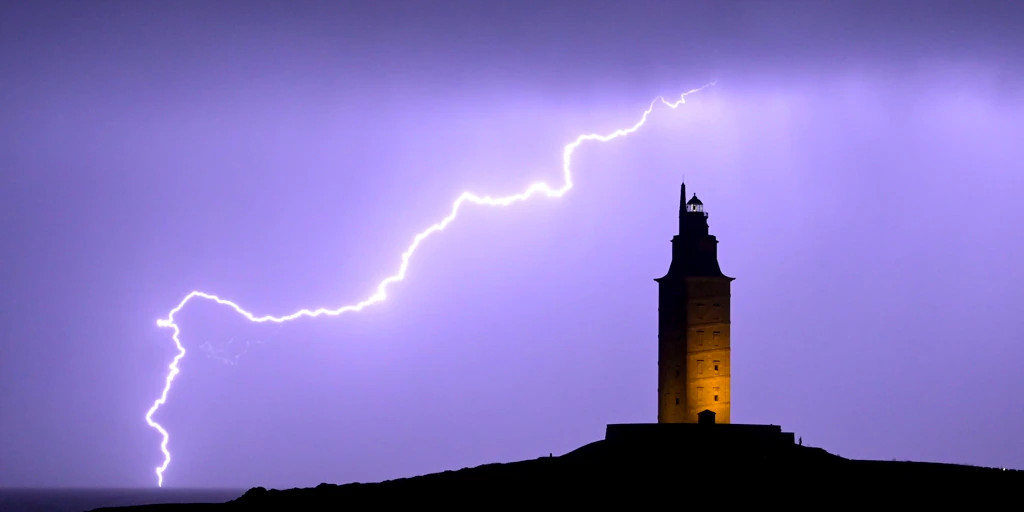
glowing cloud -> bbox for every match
[146,82,716,486]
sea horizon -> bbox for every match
[0,487,245,512]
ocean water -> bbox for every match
[0,488,244,512]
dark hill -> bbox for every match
[97,437,1022,510]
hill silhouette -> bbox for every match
[97,434,1022,510]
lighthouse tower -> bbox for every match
[655,182,733,424]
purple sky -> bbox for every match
[1,0,1023,489]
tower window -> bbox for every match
[675,397,680,405]
[714,395,719,402]
[696,330,705,346]
[696,387,704,402]
[712,331,720,346]
[675,369,680,378]
[697,360,704,375]
[713,387,720,402]
[713,360,720,374]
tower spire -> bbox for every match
[678,179,687,235]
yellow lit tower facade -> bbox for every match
[656,182,733,424]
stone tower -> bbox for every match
[656,182,733,424]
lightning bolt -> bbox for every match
[146,82,715,487]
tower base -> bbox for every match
[605,422,796,456]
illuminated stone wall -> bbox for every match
[659,276,731,423]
